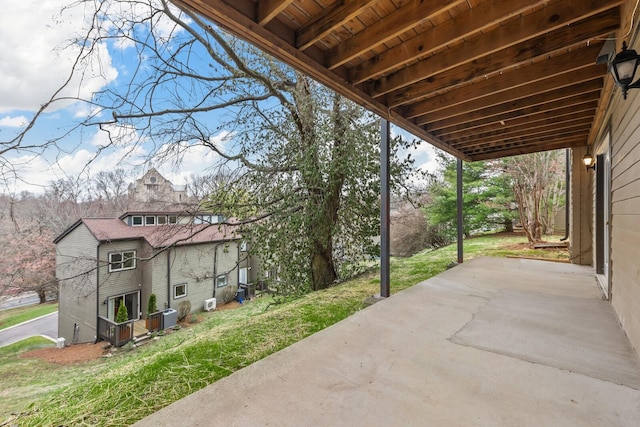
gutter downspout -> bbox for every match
[560,148,570,241]
[212,242,225,299]
[95,244,100,344]
[166,248,171,308]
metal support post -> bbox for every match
[457,158,464,264]
[380,118,391,297]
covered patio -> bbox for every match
[135,257,640,426]
[131,0,640,424]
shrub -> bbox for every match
[177,300,191,322]
[217,285,238,305]
[147,293,157,315]
[115,303,129,324]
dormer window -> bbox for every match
[132,216,143,226]
[145,216,156,226]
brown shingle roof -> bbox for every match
[56,217,239,248]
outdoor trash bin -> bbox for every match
[236,288,245,303]
[161,308,177,329]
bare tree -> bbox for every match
[503,150,565,243]
[2,0,418,293]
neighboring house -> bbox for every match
[55,171,260,345]
[128,168,193,205]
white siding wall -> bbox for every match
[56,224,99,344]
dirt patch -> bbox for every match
[20,342,107,365]
[502,242,533,250]
[216,300,242,311]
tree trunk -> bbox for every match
[504,218,513,233]
[311,244,336,291]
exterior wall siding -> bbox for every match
[610,92,640,351]
[56,224,99,344]
[570,146,593,265]
[97,240,144,320]
[603,36,640,351]
[166,241,240,314]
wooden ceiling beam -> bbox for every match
[427,88,602,132]
[325,0,464,70]
[467,127,591,152]
[407,53,605,122]
[373,2,620,98]
[438,101,598,139]
[350,0,543,84]
[450,118,594,148]
[296,0,378,50]
[257,0,295,26]
[468,138,587,161]
[446,111,596,145]
[173,1,466,159]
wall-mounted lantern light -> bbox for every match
[583,148,596,171]
[611,41,640,99]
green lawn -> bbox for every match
[0,302,58,331]
[2,233,567,426]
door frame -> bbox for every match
[595,131,611,299]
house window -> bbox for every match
[157,216,167,225]
[239,240,247,252]
[132,216,143,226]
[174,283,187,299]
[168,215,178,224]
[216,274,228,288]
[109,251,136,272]
[145,216,156,226]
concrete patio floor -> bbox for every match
[134,257,640,426]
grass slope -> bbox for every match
[4,234,566,426]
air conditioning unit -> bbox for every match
[204,298,216,311]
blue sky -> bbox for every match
[0,0,438,195]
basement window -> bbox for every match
[173,283,187,299]
[216,275,228,288]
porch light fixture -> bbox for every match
[610,41,640,99]
[583,148,596,170]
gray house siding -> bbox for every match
[97,240,144,320]
[586,37,640,353]
[167,242,240,313]
[56,224,99,344]
[609,68,640,352]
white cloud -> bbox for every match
[2,129,235,194]
[0,1,117,113]
[0,115,28,127]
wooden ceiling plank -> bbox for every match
[296,0,378,50]
[405,48,605,121]
[467,130,590,153]
[373,2,620,98]
[173,0,467,159]
[451,119,594,148]
[350,0,544,84]
[384,14,618,108]
[469,138,586,161]
[428,88,602,132]
[257,0,295,25]
[447,112,596,145]
[325,0,464,70]
[439,102,598,139]
[468,127,591,151]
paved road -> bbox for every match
[0,293,40,311]
[0,312,58,347]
